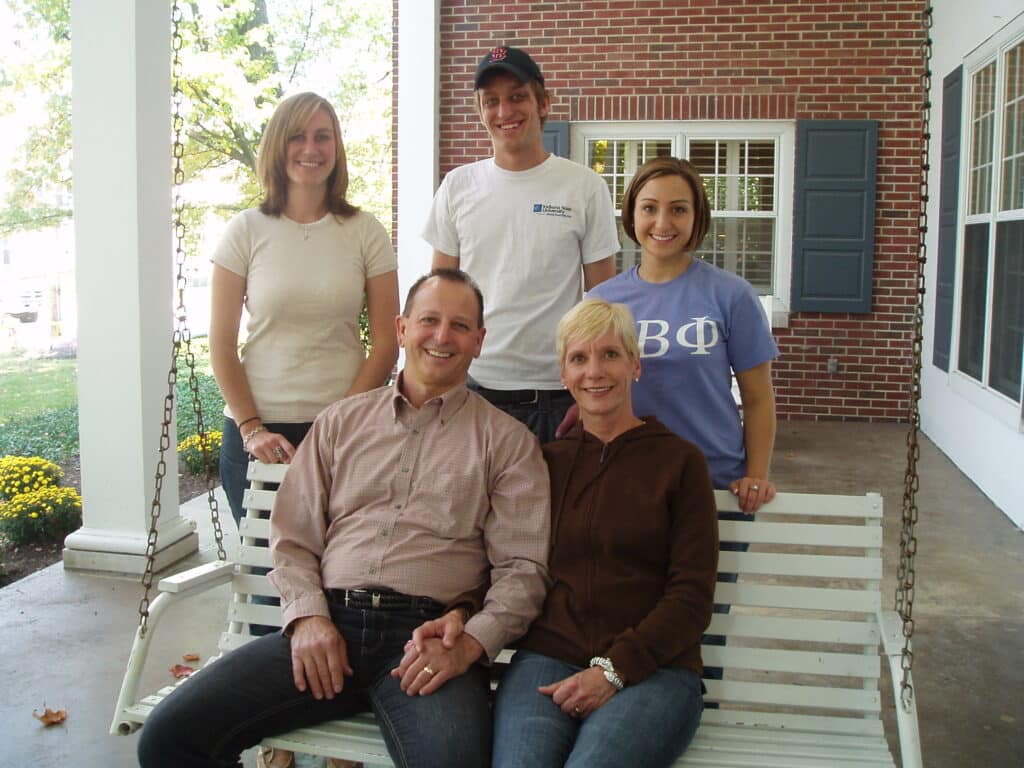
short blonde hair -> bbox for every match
[257,92,357,218]
[557,299,640,366]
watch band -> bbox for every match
[589,656,624,690]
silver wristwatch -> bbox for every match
[589,656,625,690]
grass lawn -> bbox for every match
[0,339,224,462]
[0,351,77,423]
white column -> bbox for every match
[64,0,198,573]
[396,0,441,303]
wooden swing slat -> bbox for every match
[717,551,883,580]
[705,613,880,644]
[718,519,883,547]
[701,646,880,678]
[712,581,881,612]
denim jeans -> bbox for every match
[220,417,313,636]
[466,382,574,444]
[138,600,492,768]
[492,650,703,768]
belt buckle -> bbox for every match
[525,390,540,405]
[371,591,382,609]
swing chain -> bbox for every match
[138,1,226,636]
[895,2,932,709]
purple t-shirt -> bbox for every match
[590,260,778,487]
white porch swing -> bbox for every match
[110,4,928,766]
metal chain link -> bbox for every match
[138,1,226,635]
[894,2,932,708]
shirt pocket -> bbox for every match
[411,470,487,540]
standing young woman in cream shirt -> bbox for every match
[210,91,399,531]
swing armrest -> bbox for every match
[111,562,237,736]
[157,559,236,594]
[877,610,924,768]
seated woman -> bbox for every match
[492,298,718,768]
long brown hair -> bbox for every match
[256,92,358,218]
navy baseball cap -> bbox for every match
[474,46,545,88]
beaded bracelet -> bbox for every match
[242,425,268,451]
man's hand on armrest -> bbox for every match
[289,615,354,700]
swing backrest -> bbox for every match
[217,461,289,653]
[701,490,888,738]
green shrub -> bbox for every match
[0,408,79,463]
[177,430,222,475]
[0,455,63,500]
[0,485,83,546]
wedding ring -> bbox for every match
[273,447,284,460]
[751,484,760,491]
[573,705,581,717]
[422,665,435,677]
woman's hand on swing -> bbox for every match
[247,429,296,464]
[730,476,775,513]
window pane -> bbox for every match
[588,139,671,212]
[690,139,776,213]
[696,218,775,294]
[616,219,642,274]
[1001,41,1024,211]
[958,223,990,380]
[970,63,997,215]
[989,220,1024,401]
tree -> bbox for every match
[0,0,392,240]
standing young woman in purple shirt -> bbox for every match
[590,157,779,513]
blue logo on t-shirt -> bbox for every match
[532,203,572,218]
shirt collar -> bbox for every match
[389,373,470,426]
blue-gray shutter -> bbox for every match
[932,66,962,371]
[543,122,569,158]
[791,120,878,313]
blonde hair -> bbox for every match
[557,299,640,365]
[256,92,357,218]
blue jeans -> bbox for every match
[466,381,574,443]
[138,600,492,768]
[220,417,313,636]
[492,650,703,768]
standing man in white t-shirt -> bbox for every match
[423,45,620,442]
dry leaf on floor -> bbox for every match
[170,664,195,679]
[33,707,67,726]
[182,653,200,662]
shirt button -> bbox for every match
[394,503,402,509]
[400,467,409,473]
[368,566,377,575]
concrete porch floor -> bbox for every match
[1,421,1021,768]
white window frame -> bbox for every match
[951,13,1024,426]
[570,120,795,328]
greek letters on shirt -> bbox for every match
[637,317,721,357]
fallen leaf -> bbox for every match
[182,653,200,662]
[170,664,195,679]
[33,707,67,726]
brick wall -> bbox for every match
[403,1,928,422]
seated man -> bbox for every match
[138,269,552,768]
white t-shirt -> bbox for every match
[422,155,620,389]
[214,208,397,422]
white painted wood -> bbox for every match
[109,464,916,768]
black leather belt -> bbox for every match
[325,588,445,612]
[472,385,573,407]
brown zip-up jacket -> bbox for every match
[518,417,718,684]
